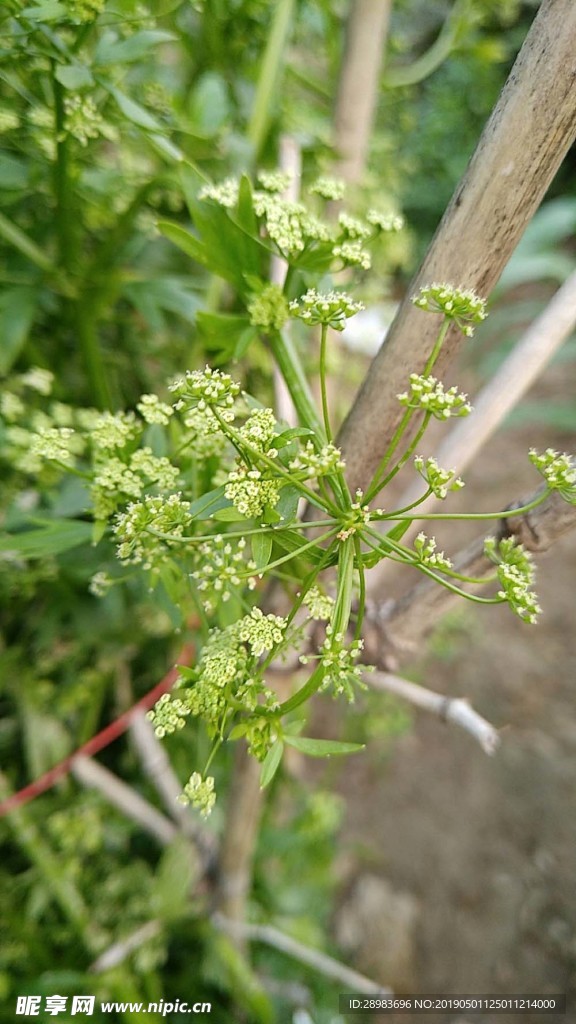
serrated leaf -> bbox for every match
[251,530,272,570]
[260,739,283,788]
[54,64,94,89]
[0,519,93,558]
[284,736,365,757]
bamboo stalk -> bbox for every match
[338,0,576,494]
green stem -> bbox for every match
[258,539,339,675]
[76,298,114,409]
[366,320,451,500]
[213,410,331,512]
[332,537,355,637]
[269,327,326,439]
[246,0,296,161]
[353,534,365,643]
[236,527,339,578]
[146,518,336,546]
[319,323,332,443]
[52,70,76,274]
[372,488,435,519]
[384,490,549,523]
[424,318,451,374]
[365,412,432,503]
[361,525,506,605]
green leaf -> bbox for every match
[153,836,198,920]
[273,528,331,566]
[284,736,365,757]
[188,485,231,521]
[260,739,283,788]
[54,64,94,89]
[106,84,163,131]
[275,485,301,522]
[227,722,248,741]
[196,311,252,353]
[158,221,210,269]
[251,530,273,570]
[0,155,30,191]
[179,162,210,209]
[148,132,183,162]
[211,506,248,522]
[0,287,39,373]
[95,30,176,66]
[386,519,413,543]
[187,72,230,135]
[0,519,93,558]
[20,1,67,21]
[232,326,259,361]
[236,174,258,236]
[124,277,201,331]
[269,427,314,449]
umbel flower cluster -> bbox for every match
[197,170,403,273]
[10,184,575,821]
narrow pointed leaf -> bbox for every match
[284,736,365,757]
[260,739,283,788]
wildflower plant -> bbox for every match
[8,170,576,820]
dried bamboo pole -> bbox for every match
[338,0,576,494]
[333,0,393,185]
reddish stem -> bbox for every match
[0,643,194,819]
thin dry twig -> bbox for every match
[213,913,390,995]
[129,710,217,867]
[89,921,162,974]
[71,756,178,846]
[367,671,500,755]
